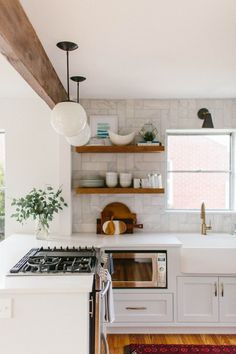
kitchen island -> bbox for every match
[0,232,182,354]
[0,235,95,354]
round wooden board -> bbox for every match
[101,202,136,222]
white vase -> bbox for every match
[35,218,49,240]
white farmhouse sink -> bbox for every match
[177,234,236,274]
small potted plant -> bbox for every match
[11,186,68,239]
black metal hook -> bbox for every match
[197,108,214,128]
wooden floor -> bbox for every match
[108,334,236,354]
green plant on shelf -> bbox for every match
[143,131,156,141]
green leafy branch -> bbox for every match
[11,186,68,229]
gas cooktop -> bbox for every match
[9,247,98,275]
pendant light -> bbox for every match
[65,124,91,146]
[66,76,91,146]
[51,41,87,137]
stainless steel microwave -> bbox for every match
[105,250,167,289]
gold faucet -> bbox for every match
[200,202,212,235]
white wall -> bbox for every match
[72,99,236,234]
[0,97,71,237]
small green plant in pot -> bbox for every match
[11,187,68,239]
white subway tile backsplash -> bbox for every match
[71,152,81,170]
[82,162,108,171]
[73,99,236,233]
[142,153,165,162]
[151,196,165,206]
[143,100,170,109]
[90,154,116,162]
[90,100,117,110]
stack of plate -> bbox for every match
[79,179,105,188]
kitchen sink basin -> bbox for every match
[177,233,236,274]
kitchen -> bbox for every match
[0,1,236,354]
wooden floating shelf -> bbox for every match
[75,187,165,195]
[75,145,164,153]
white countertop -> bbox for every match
[177,233,236,248]
[1,232,236,290]
[0,234,95,293]
[50,232,183,249]
[0,232,181,292]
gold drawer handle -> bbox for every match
[125,306,147,310]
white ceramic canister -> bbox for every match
[133,178,141,188]
[141,178,149,188]
[148,173,162,188]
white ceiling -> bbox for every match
[16,0,236,99]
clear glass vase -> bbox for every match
[35,217,49,240]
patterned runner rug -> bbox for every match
[124,344,236,354]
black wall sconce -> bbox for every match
[197,108,214,128]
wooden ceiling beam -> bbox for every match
[0,0,67,108]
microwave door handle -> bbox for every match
[152,255,158,286]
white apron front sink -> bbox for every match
[177,234,236,274]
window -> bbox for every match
[167,131,232,210]
[0,133,5,238]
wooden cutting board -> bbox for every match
[102,220,127,235]
[97,218,135,234]
[97,202,143,235]
[101,202,137,223]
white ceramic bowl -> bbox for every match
[119,173,132,187]
[120,180,132,188]
[120,173,132,179]
[106,172,118,187]
[106,180,118,188]
[108,130,135,146]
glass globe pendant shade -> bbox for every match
[65,123,91,146]
[51,101,87,137]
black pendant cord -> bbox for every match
[56,41,78,102]
[66,50,70,101]
[71,76,86,103]
[77,82,80,103]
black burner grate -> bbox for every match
[10,247,97,274]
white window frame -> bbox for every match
[165,129,235,213]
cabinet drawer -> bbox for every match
[113,293,173,323]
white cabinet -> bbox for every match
[113,292,173,323]
[177,277,218,322]
[219,277,236,323]
[178,276,236,324]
